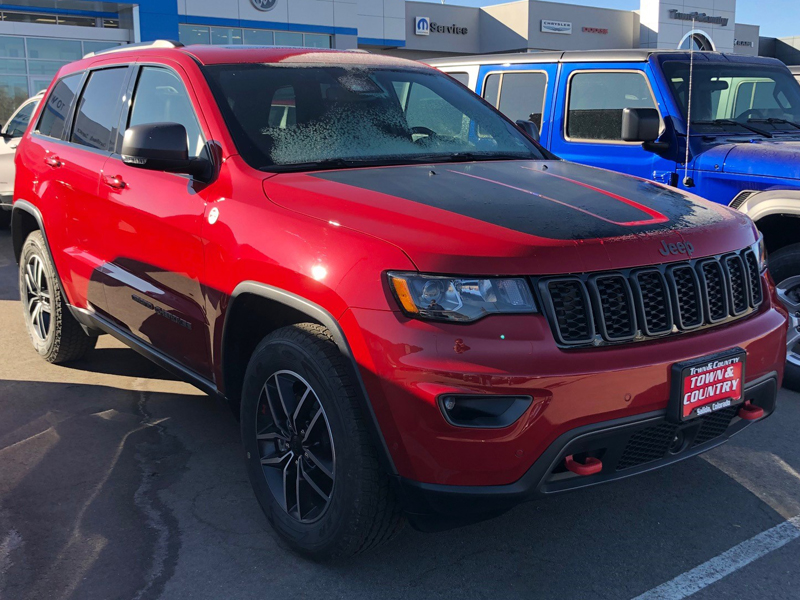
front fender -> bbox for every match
[735,188,800,223]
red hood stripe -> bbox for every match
[449,169,668,227]
[521,166,670,226]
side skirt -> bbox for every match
[70,305,221,399]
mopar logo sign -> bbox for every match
[415,16,430,36]
[251,0,277,11]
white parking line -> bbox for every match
[632,515,800,600]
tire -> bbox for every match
[19,231,97,363]
[241,323,404,559]
[768,243,800,392]
[0,209,10,230]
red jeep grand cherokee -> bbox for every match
[11,42,787,558]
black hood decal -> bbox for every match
[313,161,723,240]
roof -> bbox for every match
[425,49,783,67]
[143,45,425,69]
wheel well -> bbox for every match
[12,208,40,264]
[754,214,800,255]
[221,293,324,416]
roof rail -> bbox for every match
[83,40,184,59]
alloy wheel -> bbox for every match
[23,254,52,342]
[776,275,800,369]
[256,370,335,523]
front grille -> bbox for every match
[538,248,763,348]
[546,279,593,344]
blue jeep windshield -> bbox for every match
[203,64,546,170]
[662,61,800,134]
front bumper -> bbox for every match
[396,373,777,530]
[342,297,786,488]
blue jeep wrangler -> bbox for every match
[430,50,800,390]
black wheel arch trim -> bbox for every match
[223,281,398,476]
[12,199,72,306]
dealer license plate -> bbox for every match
[670,348,746,422]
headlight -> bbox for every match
[388,272,537,322]
[751,234,767,273]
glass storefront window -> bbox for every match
[0,58,26,74]
[0,36,25,59]
[27,60,69,77]
[303,34,331,49]
[83,41,120,55]
[57,16,97,28]
[0,75,29,123]
[179,24,210,45]
[210,27,243,45]
[26,38,82,61]
[181,24,330,50]
[243,29,274,46]
[274,32,304,47]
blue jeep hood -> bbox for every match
[695,139,800,180]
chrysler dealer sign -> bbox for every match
[541,20,572,34]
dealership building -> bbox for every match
[0,0,797,119]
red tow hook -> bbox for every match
[565,455,603,476]
[738,401,764,421]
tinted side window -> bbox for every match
[567,71,656,141]
[128,67,205,158]
[448,72,469,87]
[496,72,547,129]
[37,73,82,140]
[71,67,128,151]
[5,100,37,137]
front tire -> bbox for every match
[19,231,97,363]
[769,243,800,392]
[241,323,404,558]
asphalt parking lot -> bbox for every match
[1,227,799,600]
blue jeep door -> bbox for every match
[476,63,557,146]
[550,63,678,184]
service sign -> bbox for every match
[670,349,746,422]
[541,20,572,35]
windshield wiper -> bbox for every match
[747,117,800,131]
[262,158,377,173]
[694,119,772,138]
[410,152,532,163]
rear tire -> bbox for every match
[241,323,404,559]
[19,231,97,363]
[768,243,800,392]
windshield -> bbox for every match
[203,64,546,170]
[662,61,800,134]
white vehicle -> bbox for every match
[0,92,43,229]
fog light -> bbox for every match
[439,394,533,429]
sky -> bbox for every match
[417,0,799,39]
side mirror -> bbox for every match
[121,122,210,180]
[621,107,660,143]
[516,119,540,143]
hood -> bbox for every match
[694,138,800,181]
[263,160,756,275]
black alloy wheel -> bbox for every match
[256,369,336,523]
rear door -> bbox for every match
[99,63,213,377]
[21,67,130,311]
[549,64,678,183]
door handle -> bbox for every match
[44,155,62,168]
[102,174,126,190]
